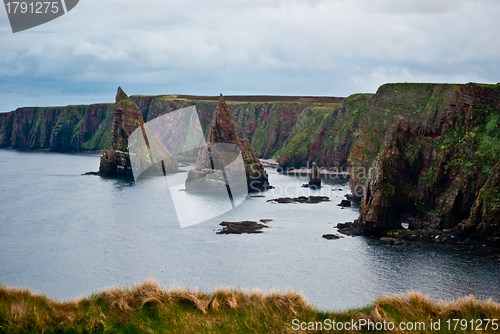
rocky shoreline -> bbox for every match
[336,222,500,249]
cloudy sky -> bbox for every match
[0,0,499,112]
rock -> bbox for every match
[267,196,329,204]
[186,94,271,192]
[98,87,179,177]
[217,221,269,234]
[345,194,362,203]
[380,237,412,246]
[307,196,330,203]
[267,197,295,203]
[259,158,279,167]
[322,234,342,240]
[338,200,351,207]
[336,221,364,236]
[308,162,321,189]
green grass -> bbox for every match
[1,280,499,333]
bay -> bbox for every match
[0,149,499,311]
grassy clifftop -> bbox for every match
[1,280,499,333]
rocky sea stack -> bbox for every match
[185,94,271,192]
[98,87,179,177]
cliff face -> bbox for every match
[356,83,500,245]
[0,104,113,152]
[0,95,343,162]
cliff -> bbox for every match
[355,83,500,245]
[0,104,114,151]
[0,96,343,160]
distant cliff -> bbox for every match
[0,96,343,158]
[0,104,114,151]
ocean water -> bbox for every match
[0,149,499,311]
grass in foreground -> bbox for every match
[1,280,499,333]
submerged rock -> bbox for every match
[217,221,269,234]
[267,196,330,204]
[322,234,343,240]
[338,200,351,207]
[380,237,413,246]
[336,222,363,236]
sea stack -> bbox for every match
[98,87,179,177]
[185,94,271,192]
[308,162,321,189]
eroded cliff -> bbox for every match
[356,83,500,245]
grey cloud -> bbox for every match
[0,0,498,112]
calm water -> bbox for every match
[0,149,499,311]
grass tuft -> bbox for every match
[1,281,499,333]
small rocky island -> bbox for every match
[301,162,321,189]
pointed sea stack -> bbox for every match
[186,94,271,192]
[98,87,179,177]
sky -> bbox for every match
[0,0,499,112]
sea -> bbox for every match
[0,149,499,311]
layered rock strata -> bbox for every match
[99,87,179,177]
[185,95,271,192]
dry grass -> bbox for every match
[1,282,499,333]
